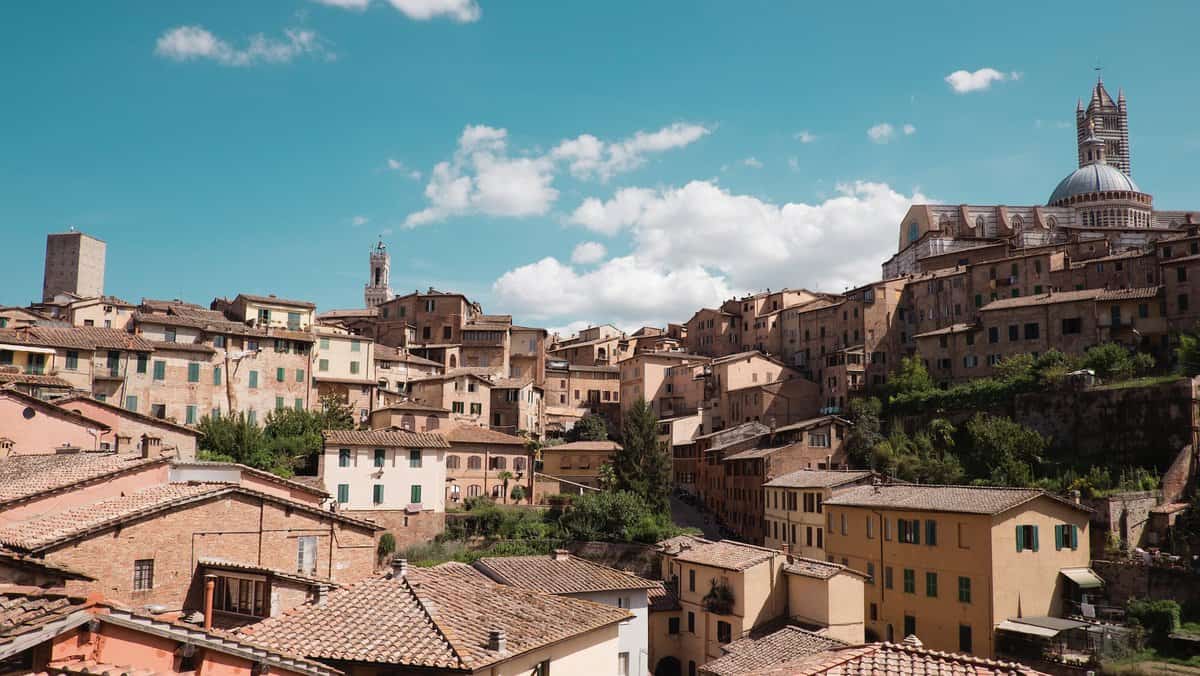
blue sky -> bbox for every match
[3,1,1199,333]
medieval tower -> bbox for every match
[364,239,393,308]
[1076,74,1130,176]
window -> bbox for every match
[186,405,197,425]
[350,361,360,375]
[1055,524,1079,550]
[213,365,222,385]
[884,566,893,589]
[687,611,695,633]
[957,523,969,548]
[668,617,680,634]
[409,449,422,468]
[988,327,998,344]
[925,572,938,597]
[273,396,284,410]
[1024,322,1040,340]
[213,575,267,617]
[295,398,303,411]
[370,483,383,505]
[248,370,258,388]
[339,449,352,467]
[1179,267,1189,282]
[925,520,937,546]
[866,516,874,539]
[618,652,629,676]
[959,624,973,653]
[247,409,256,425]
[468,456,482,470]
[903,569,915,594]
[297,535,318,575]
[898,519,921,544]
[470,402,482,415]
[65,350,78,369]
[688,661,696,676]
[1008,324,1019,341]
[1015,524,1039,552]
[840,513,847,535]
[125,395,138,412]
[214,335,226,348]
[133,559,154,591]
[258,308,271,325]
[337,484,349,503]
[295,368,305,383]
[688,569,695,592]
[164,327,177,343]
[1062,317,1082,334]
[903,615,916,639]
[958,576,972,603]
[374,449,386,467]
[152,360,166,380]
[319,359,329,372]
[1181,294,1190,312]
[410,485,422,504]
[866,562,875,584]
[717,621,732,644]
[452,401,465,414]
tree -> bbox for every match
[1178,331,1200,376]
[316,394,356,430]
[960,414,1046,486]
[497,471,514,505]
[597,462,617,490]
[888,356,934,400]
[509,484,527,503]
[615,398,671,514]
[377,532,397,566]
[568,414,610,442]
[1081,343,1153,381]
[845,397,884,469]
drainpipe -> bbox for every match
[203,575,216,631]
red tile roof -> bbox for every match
[474,553,657,594]
[825,484,1090,515]
[671,540,778,571]
[543,440,621,452]
[0,452,162,507]
[754,641,1049,675]
[443,425,527,446]
[323,429,450,448]
[699,626,848,676]
[0,326,155,352]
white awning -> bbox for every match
[0,343,57,355]
[1061,567,1104,589]
[997,620,1060,638]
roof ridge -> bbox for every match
[402,574,468,669]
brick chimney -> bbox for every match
[552,549,570,561]
[487,629,507,652]
[391,556,409,579]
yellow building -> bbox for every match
[652,537,864,676]
[763,469,874,558]
[824,484,1094,658]
[538,440,621,490]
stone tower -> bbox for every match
[1076,74,1130,177]
[43,228,106,302]
[364,239,393,308]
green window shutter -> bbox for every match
[188,362,200,382]
[1015,525,1024,552]
[320,338,330,350]
[277,367,285,382]
[911,520,920,545]
[294,398,303,411]
[296,368,304,382]
[1054,525,1063,551]
[373,484,384,504]
[247,409,257,425]
[249,370,258,388]
[410,485,422,504]
[319,359,329,372]
[925,520,937,546]
[213,366,222,385]
[926,572,937,598]
[125,395,138,412]
[275,396,284,410]
[186,405,196,424]
[153,360,166,380]
[337,484,349,503]
[1071,525,1079,551]
[1031,525,1039,552]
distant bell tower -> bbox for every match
[1076,71,1130,177]
[364,239,393,308]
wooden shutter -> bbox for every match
[1015,525,1024,552]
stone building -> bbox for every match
[42,229,106,302]
[442,425,531,504]
[363,239,394,308]
[762,469,875,558]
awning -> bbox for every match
[0,343,57,354]
[996,620,1060,638]
[1061,567,1104,589]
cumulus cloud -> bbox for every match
[903,123,916,135]
[493,180,928,327]
[550,122,711,182]
[405,122,708,226]
[155,25,330,66]
[794,131,816,143]
[570,241,607,265]
[944,68,1021,94]
[351,215,369,226]
[867,123,894,143]
[386,158,423,181]
[741,157,763,169]
[312,0,371,9]
[788,157,800,171]
[314,0,480,20]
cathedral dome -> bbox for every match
[1047,162,1142,206]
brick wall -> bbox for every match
[341,508,445,551]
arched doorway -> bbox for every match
[449,354,457,368]
[654,656,681,676]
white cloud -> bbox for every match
[794,130,816,143]
[867,123,895,143]
[352,215,369,226]
[741,157,763,169]
[386,158,423,181]
[570,241,607,265]
[551,122,711,182]
[312,0,371,9]
[385,0,480,21]
[493,179,928,327]
[903,123,916,136]
[155,25,330,66]
[787,157,800,171]
[944,68,1020,94]
[405,122,708,226]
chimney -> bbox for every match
[315,585,330,606]
[203,575,216,631]
[552,549,570,562]
[139,434,152,459]
[1071,489,1082,505]
[781,543,793,564]
[55,444,81,455]
[487,628,507,652]
[391,556,409,579]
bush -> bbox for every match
[377,532,397,564]
[557,490,688,544]
[1127,598,1181,646]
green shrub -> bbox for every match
[1127,598,1181,646]
[377,532,397,563]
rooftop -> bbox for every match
[474,552,657,595]
[543,440,621,452]
[234,293,317,309]
[751,641,1048,675]
[783,557,865,580]
[0,452,164,508]
[700,625,847,676]
[374,401,450,413]
[0,326,155,352]
[443,425,527,446]
[238,565,629,670]
[56,393,201,437]
[671,540,778,571]
[764,469,873,489]
[323,429,450,448]
[978,288,1104,312]
[825,484,1088,515]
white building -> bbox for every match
[474,550,654,676]
[317,428,449,520]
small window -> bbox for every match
[688,569,695,592]
[133,559,154,591]
[1015,524,1039,552]
[958,576,972,603]
[668,617,680,634]
[410,484,422,504]
[153,360,166,381]
[374,449,386,467]
[339,449,352,467]
[409,449,422,468]
[717,621,732,644]
[337,484,349,503]
[297,535,318,575]
[959,624,973,653]
[903,569,915,594]
[925,572,938,597]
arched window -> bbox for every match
[975,215,985,230]
[401,414,416,430]
[449,484,461,501]
[468,484,481,498]
[467,456,482,470]
[425,415,440,430]
[513,457,526,473]
[1046,216,1057,229]
[449,354,457,368]
[446,455,461,469]
[491,456,507,471]
[491,485,502,498]
[1011,215,1024,231]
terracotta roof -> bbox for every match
[56,394,201,437]
[323,429,450,448]
[234,293,317,309]
[978,289,1103,312]
[0,548,95,581]
[407,368,495,385]
[170,460,329,497]
[754,641,1049,675]
[721,445,785,461]
[700,626,848,676]
[372,344,402,360]
[765,470,873,489]
[238,566,629,670]
[694,421,771,442]
[0,388,111,431]
[543,440,621,452]
[912,323,979,339]
[656,535,714,555]
[317,308,378,319]
[143,340,216,354]
[672,540,777,571]
[198,557,339,588]
[462,322,511,331]
[312,375,378,386]
[0,483,380,552]
[443,425,527,446]
[825,484,1089,515]
[375,401,450,413]
[1096,286,1161,301]
[566,364,619,373]
[647,581,680,611]
[783,557,865,580]
[0,588,93,652]
[0,326,154,352]
[474,553,657,594]
[490,376,534,389]
[772,416,850,434]
[0,372,74,388]
[0,452,162,507]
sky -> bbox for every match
[3,1,1200,335]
